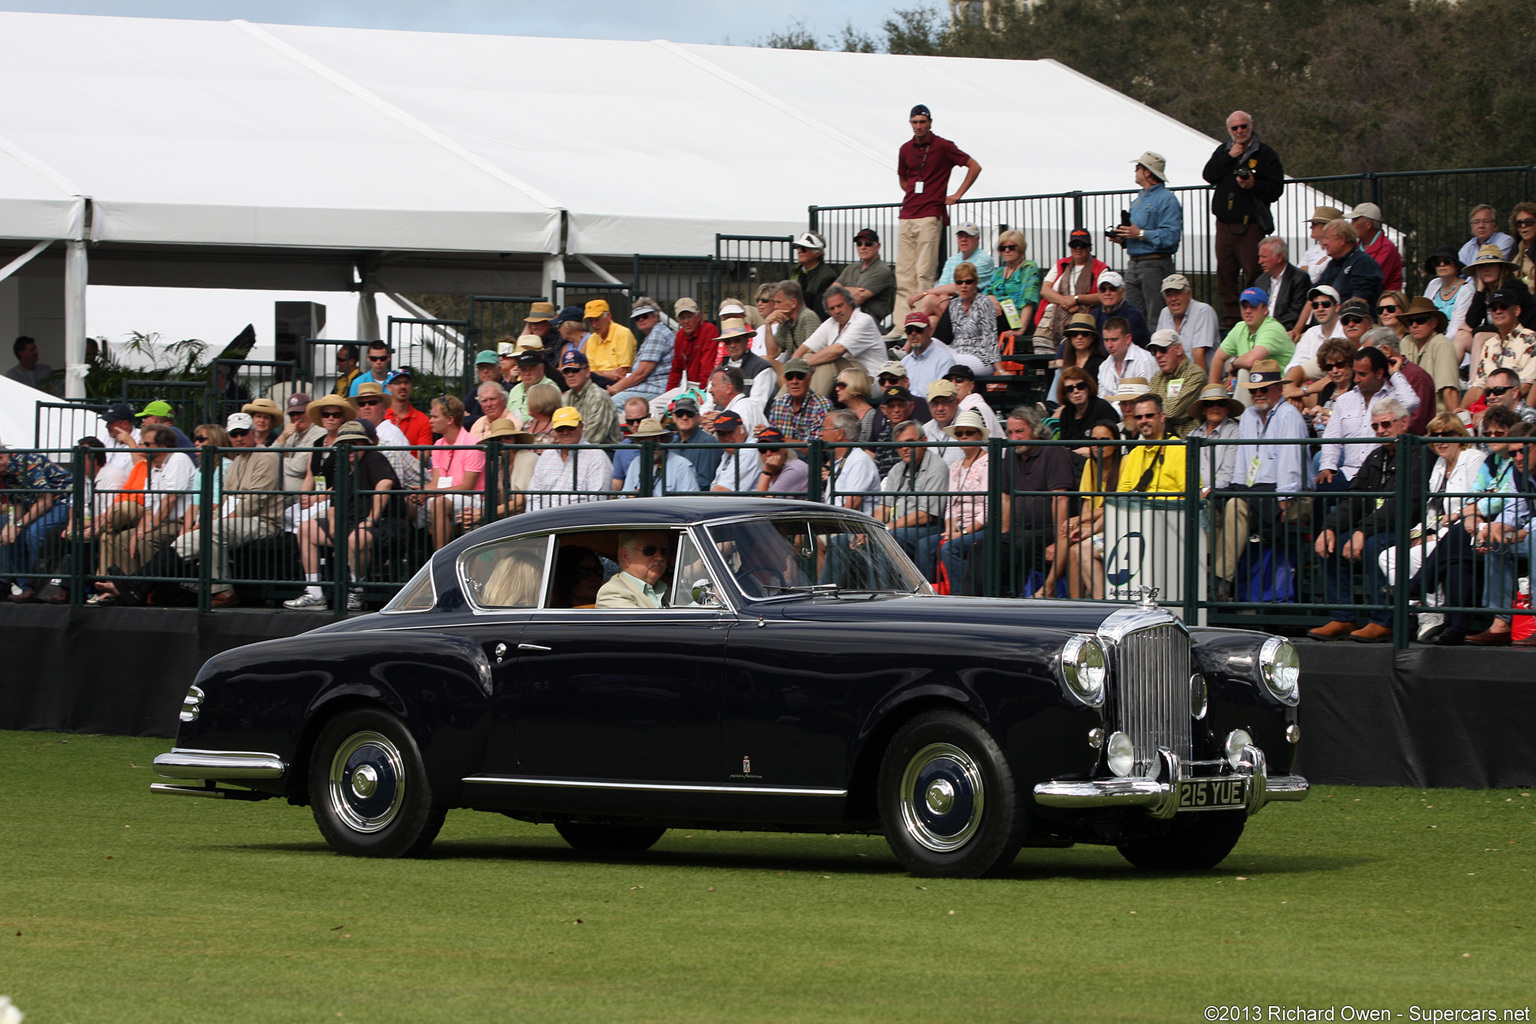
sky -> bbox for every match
[0,0,900,47]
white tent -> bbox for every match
[0,11,1345,397]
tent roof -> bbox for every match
[0,12,1228,258]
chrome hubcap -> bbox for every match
[327,731,406,833]
[899,742,985,853]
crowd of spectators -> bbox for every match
[2,104,1533,639]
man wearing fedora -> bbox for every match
[1348,203,1402,293]
[1398,297,1461,413]
[1213,361,1309,592]
[619,419,697,497]
[836,228,896,325]
[521,301,559,354]
[1113,151,1182,320]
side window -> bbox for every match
[670,530,720,608]
[460,535,549,609]
[382,563,436,613]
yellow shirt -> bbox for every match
[586,323,637,376]
[1116,435,1186,496]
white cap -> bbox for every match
[226,412,254,431]
[1098,270,1126,289]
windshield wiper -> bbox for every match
[762,582,842,595]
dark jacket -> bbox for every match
[1202,140,1284,232]
[1322,440,1425,539]
[791,260,841,319]
[1255,262,1308,330]
[1318,246,1385,306]
[1464,278,1536,333]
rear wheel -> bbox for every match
[554,822,667,854]
[877,709,1025,878]
[309,708,446,858]
[1116,811,1246,870]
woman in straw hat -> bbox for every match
[241,398,282,447]
[1454,244,1534,360]
[1185,384,1243,498]
[458,419,539,527]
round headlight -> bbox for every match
[1224,728,1253,769]
[1259,637,1301,705]
[1106,731,1135,777]
[1061,635,1107,707]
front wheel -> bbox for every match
[1116,811,1246,870]
[554,822,667,854]
[309,708,446,857]
[877,709,1025,878]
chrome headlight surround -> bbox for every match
[1058,635,1107,708]
[1258,637,1301,706]
[180,684,205,724]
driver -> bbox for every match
[595,530,672,608]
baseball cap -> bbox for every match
[781,357,811,377]
[1349,202,1383,222]
[285,393,312,412]
[136,400,174,418]
[516,347,545,364]
[101,402,135,423]
[878,360,908,378]
[904,312,931,329]
[582,299,610,319]
[853,228,879,244]
[674,297,700,316]
[551,305,585,328]
[910,104,931,118]
[954,223,980,238]
[669,396,700,416]
[1161,273,1192,293]
[756,426,787,445]
[475,349,499,366]
[225,412,254,431]
[711,410,744,434]
[1098,271,1125,289]
[944,365,975,382]
[1307,284,1341,303]
[550,407,583,429]
[880,385,914,404]
[926,380,959,400]
[383,370,411,386]
[1146,329,1180,350]
[1240,287,1270,306]
[1489,287,1524,307]
[1068,228,1092,248]
[559,349,589,369]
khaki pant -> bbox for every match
[97,502,143,572]
[893,216,943,327]
[174,516,279,594]
[102,516,179,575]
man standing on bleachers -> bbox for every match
[892,104,981,329]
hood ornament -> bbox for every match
[1136,586,1161,609]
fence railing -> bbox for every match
[2,435,1529,646]
[809,165,1536,311]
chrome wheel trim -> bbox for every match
[327,730,406,833]
[898,742,985,853]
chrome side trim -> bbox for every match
[153,749,287,780]
[1264,775,1310,801]
[464,775,846,798]
[149,783,275,801]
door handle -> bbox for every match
[517,643,552,653]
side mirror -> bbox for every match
[690,578,718,607]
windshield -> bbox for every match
[706,516,932,600]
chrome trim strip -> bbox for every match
[464,775,846,797]
[150,783,233,799]
[1032,776,1168,809]
[1264,775,1310,800]
[152,749,286,780]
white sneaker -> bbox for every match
[284,592,327,610]
[347,589,364,611]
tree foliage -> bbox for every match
[762,0,1536,177]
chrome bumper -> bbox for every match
[152,748,287,780]
[1033,746,1308,819]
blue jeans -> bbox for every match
[1481,530,1536,624]
[2,500,70,585]
[937,529,989,595]
[1319,531,1393,626]
[892,523,942,582]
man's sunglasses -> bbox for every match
[1312,300,1335,309]
[1486,384,1518,397]
[357,398,383,407]
[1405,316,1436,327]
[634,544,667,557]
[228,428,251,438]
[368,355,390,362]
[783,372,808,381]
[1340,315,1370,325]
[625,417,646,426]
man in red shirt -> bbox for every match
[893,104,981,330]
[385,369,432,446]
[1349,203,1403,293]
[666,297,721,391]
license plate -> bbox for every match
[1177,777,1246,811]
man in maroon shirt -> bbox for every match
[1349,203,1403,293]
[893,104,982,330]
[666,297,721,391]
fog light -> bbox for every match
[1286,723,1301,745]
[1106,731,1135,777]
[1189,673,1208,720]
[1224,728,1253,769]
[1087,727,1104,750]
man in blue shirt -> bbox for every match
[1112,151,1183,320]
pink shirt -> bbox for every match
[430,435,485,490]
[946,452,990,531]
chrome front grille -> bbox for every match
[1108,622,1191,763]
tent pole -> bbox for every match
[542,254,564,304]
[64,239,87,400]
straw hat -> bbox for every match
[717,318,753,341]
[307,394,357,424]
[627,417,671,440]
[481,419,535,444]
[241,398,281,418]
[333,420,375,444]
[945,409,989,438]
[1111,377,1151,403]
[1193,383,1243,417]
[1469,243,1517,271]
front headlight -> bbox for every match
[1059,635,1107,707]
[1258,637,1301,705]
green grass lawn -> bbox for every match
[2,730,1531,1024]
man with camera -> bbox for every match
[1202,111,1285,331]
[1111,152,1183,320]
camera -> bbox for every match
[1236,167,1253,180]
[1104,209,1131,239]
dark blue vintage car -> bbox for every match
[152,498,1307,877]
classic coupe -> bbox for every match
[152,498,1307,877]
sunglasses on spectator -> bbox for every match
[1340,314,1369,324]
[1312,300,1335,309]
[1517,218,1536,228]
[673,409,698,418]
[357,398,383,407]
[1486,384,1517,397]
[1370,420,1396,432]
[878,375,900,385]
[834,381,849,388]
[1063,382,1089,393]
[783,372,808,381]
[634,544,667,557]
[998,244,1018,252]
[193,435,211,443]
[954,429,984,439]
[1489,303,1512,312]
[320,410,345,418]
[625,416,646,426]
[1321,359,1352,371]
[368,355,389,362]
[1069,241,1090,249]
[1484,427,1510,437]
[228,428,251,438]
[1132,413,1160,421]
[1428,431,1459,439]
[560,366,584,374]
[955,278,978,285]
[1405,315,1436,326]
[1377,304,1398,313]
